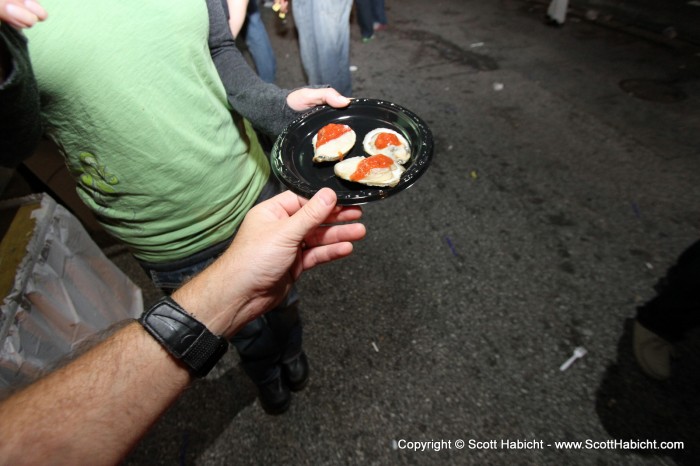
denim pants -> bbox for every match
[292,0,353,96]
[354,0,387,39]
[138,178,302,385]
[243,4,276,83]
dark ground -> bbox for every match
[8,0,700,464]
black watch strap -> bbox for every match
[139,296,228,378]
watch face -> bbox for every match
[140,298,228,377]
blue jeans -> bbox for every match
[354,0,387,39]
[138,178,302,385]
[243,5,276,83]
[292,0,352,96]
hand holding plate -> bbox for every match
[286,87,351,112]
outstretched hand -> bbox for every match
[173,188,365,337]
[0,0,47,29]
[286,86,352,112]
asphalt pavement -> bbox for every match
[120,1,700,464]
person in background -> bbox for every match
[1,0,351,415]
[227,0,277,83]
[354,0,387,43]
[545,0,569,26]
[275,0,352,96]
[0,187,367,465]
[633,240,700,380]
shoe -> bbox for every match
[544,15,563,27]
[633,320,673,381]
[361,35,374,43]
[373,23,387,32]
[258,376,291,415]
[282,352,309,392]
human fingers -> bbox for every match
[2,1,45,28]
[23,0,46,20]
[253,189,361,229]
[304,223,366,249]
[263,189,361,225]
[321,205,363,224]
[286,87,351,111]
[300,242,354,272]
[283,188,338,242]
[255,189,310,222]
[322,88,352,108]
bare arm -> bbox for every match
[226,0,249,38]
[0,189,365,464]
[0,323,189,466]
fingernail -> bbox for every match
[24,0,47,19]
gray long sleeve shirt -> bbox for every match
[206,0,304,136]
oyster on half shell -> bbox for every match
[362,128,411,164]
[312,123,356,163]
[333,154,405,187]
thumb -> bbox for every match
[285,188,337,242]
[325,91,351,108]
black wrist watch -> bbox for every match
[139,296,229,378]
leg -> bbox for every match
[244,9,277,83]
[546,0,569,25]
[265,303,309,392]
[634,240,700,379]
[230,317,283,385]
[371,0,387,28]
[293,0,352,95]
[265,289,302,361]
[314,0,352,95]
[354,0,375,40]
[637,240,700,342]
[292,0,321,86]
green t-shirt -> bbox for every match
[25,0,269,262]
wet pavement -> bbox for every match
[117,1,700,464]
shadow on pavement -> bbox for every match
[595,318,700,465]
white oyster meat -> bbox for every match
[362,128,411,164]
[312,123,357,163]
[333,154,405,187]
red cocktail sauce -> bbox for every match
[350,155,394,181]
[316,124,351,148]
[374,132,401,149]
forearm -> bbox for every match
[0,322,191,465]
[226,0,249,38]
[206,0,300,136]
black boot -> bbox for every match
[258,375,291,415]
[282,352,309,392]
